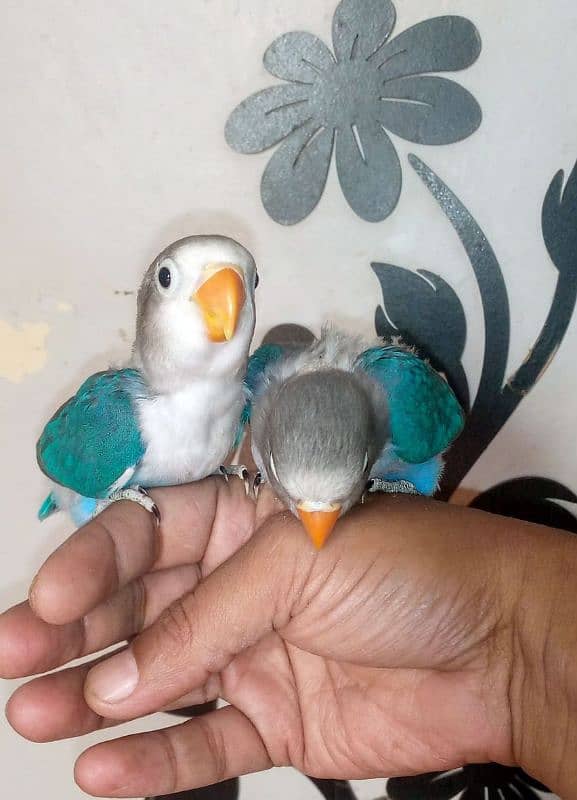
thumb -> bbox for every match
[84,511,313,720]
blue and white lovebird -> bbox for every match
[37,235,258,527]
[245,327,464,548]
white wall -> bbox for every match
[1,1,576,797]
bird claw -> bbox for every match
[93,487,161,526]
[218,465,252,496]
[252,472,263,499]
[361,478,419,504]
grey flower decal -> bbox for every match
[225,0,482,225]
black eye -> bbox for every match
[158,266,171,289]
[254,271,259,289]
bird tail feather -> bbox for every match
[38,492,59,521]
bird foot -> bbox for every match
[93,487,161,526]
[361,478,419,503]
[217,465,254,496]
[252,472,263,499]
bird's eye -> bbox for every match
[362,452,369,472]
[254,271,260,289]
[158,266,171,289]
[155,258,179,295]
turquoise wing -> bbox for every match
[357,346,465,464]
[37,369,147,499]
[238,343,285,434]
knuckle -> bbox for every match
[157,729,180,794]
[197,716,228,784]
[88,518,121,592]
[157,597,195,653]
[131,576,147,633]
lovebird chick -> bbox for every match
[245,328,464,548]
[37,235,258,526]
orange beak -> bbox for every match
[297,503,341,550]
[193,265,245,343]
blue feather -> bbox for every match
[236,344,285,443]
[357,345,464,464]
[37,369,147,499]
[38,492,58,521]
[69,495,99,527]
[371,449,444,496]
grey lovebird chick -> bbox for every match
[37,235,258,526]
[244,327,464,548]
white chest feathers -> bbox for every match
[133,379,244,486]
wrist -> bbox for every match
[505,522,577,797]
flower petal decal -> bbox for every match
[332,0,396,61]
[261,121,335,224]
[225,85,312,154]
[378,76,481,145]
[226,0,482,224]
[264,32,335,83]
[336,121,401,221]
[376,16,481,80]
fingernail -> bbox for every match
[86,650,138,704]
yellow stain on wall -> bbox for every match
[0,320,51,383]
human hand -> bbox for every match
[5,491,576,798]
[0,475,282,728]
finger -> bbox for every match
[75,706,273,797]
[29,477,256,625]
[84,512,312,719]
[6,660,116,742]
[30,499,158,626]
[0,564,200,678]
[0,601,84,680]
[253,482,286,528]
[83,564,201,659]
[200,482,282,576]
[6,657,220,743]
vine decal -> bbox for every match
[374,156,577,500]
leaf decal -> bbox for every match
[406,157,577,500]
[147,778,239,800]
[471,478,577,533]
[542,160,577,278]
[308,778,359,800]
[508,161,577,394]
[372,262,470,410]
[388,764,553,800]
